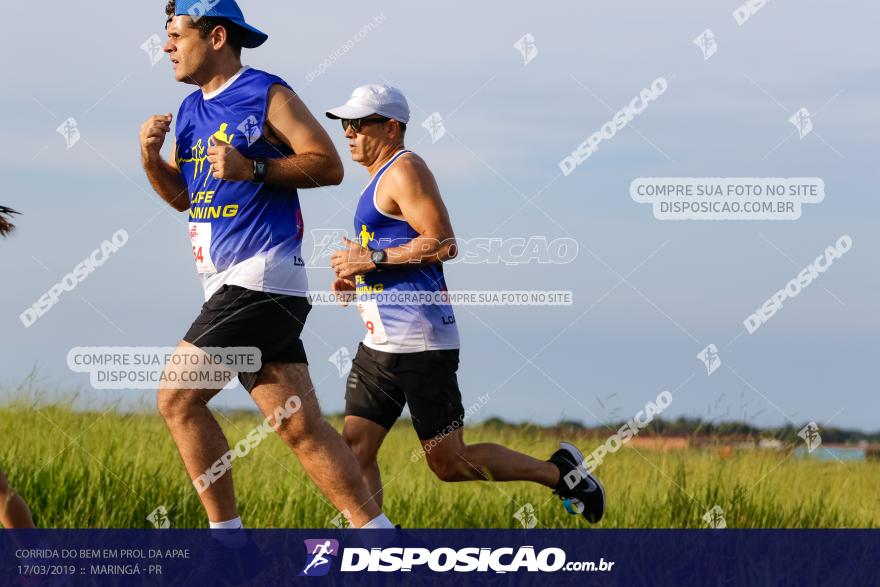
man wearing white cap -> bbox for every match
[327,85,606,524]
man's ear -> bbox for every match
[210,25,228,51]
[388,120,402,139]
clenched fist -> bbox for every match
[207,137,253,182]
[140,113,172,162]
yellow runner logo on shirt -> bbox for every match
[176,123,235,186]
[177,123,241,219]
[358,224,375,249]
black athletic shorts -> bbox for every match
[183,284,310,392]
[344,343,464,440]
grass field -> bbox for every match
[2,397,878,529]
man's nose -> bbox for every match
[344,126,356,140]
[164,39,175,53]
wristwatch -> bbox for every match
[252,158,268,183]
[370,249,387,270]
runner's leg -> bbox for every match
[342,416,388,508]
[157,341,234,523]
[0,468,35,529]
[250,363,382,527]
[422,428,560,486]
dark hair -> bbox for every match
[165,1,243,57]
[0,206,20,237]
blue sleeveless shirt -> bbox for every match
[175,66,307,300]
[353,150,460,353]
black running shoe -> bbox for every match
[548,441,605,523]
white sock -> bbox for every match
[209,517,243,530]
[209,517,247,548]
[360,513,395,529]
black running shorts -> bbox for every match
[183,285,310,391]
[344,342,464,440]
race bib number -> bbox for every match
[189,222,217,274]
[357,300,388,344]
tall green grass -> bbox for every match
[2,399,877,528]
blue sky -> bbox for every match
[1,1,877,431]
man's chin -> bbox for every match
[174,70,195,84]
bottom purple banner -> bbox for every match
[1,529,877,585]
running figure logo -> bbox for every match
[513,503,539,528]
[358,224,375,249]
[696,344,721,376]
[300,539,339,576]
[514,33,539,65]
[56,117,80,149]
[798,422,822,453]
[692,29,717,61]
[421,113,446,143]
[140,34,165,66]
[237,115,262,146]
[703,505,727,529]
[789,108,813,139]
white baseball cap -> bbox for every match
[326,84,411,124]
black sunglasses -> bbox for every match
[341,116,390,133]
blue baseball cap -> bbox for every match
[174,0,268,49]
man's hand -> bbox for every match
[140,113,173,163]
[331,237,376,279]
[207,138,253,182]
[332,277,356,307]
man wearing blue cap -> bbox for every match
[139,1,395,530]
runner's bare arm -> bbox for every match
[376,155,457,265]
[330,156,456,279]
[140,114,189,212]
[263,85,344,188]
